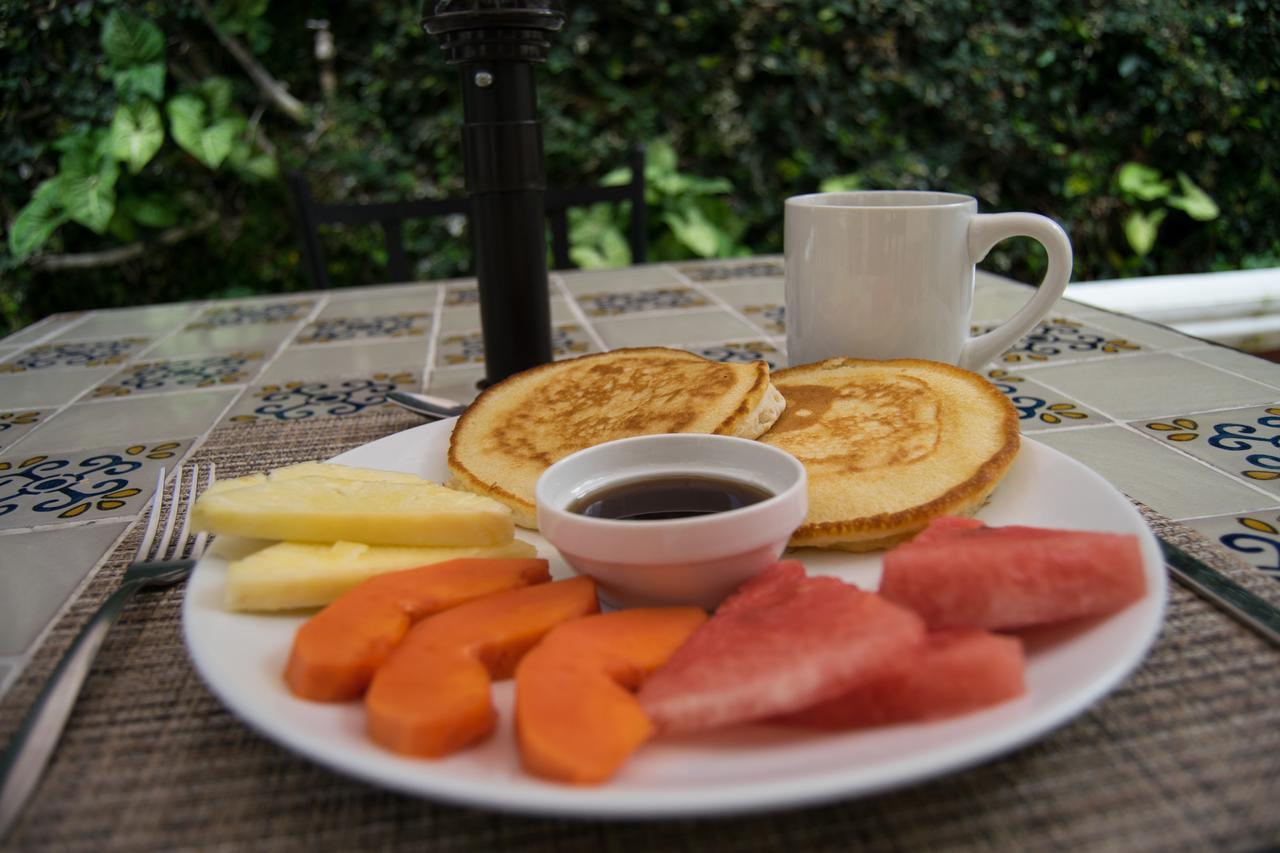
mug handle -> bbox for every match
[958,213,1073,370]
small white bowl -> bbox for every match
[535,434,808,609]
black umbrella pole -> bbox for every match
[461,61,553,385]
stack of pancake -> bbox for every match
[447,347,1019,550]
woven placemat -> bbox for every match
[2,412,1278,852]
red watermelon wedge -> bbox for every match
[779,629,1026,729]
[879,517,1147,631]
[909,515,985,544]
[637,561,926,735]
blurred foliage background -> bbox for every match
[2,0,1278,336]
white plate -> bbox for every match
[182,419,1167,818]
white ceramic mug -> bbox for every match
[784,191,1073,370]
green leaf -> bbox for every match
[663,207,721,257]
[109,102,165,173]
[113,62,166,101]
[646,139,677,177]
[1063,173,1092,199]
[121,195,180,229]
[101,10,164,68]
[1117,162,1171,201]
[679,174,734,195]
[59,159,119,234]
[51,129,96,155]
[819,173,864,192]
[1167,173,1220,221]
[201,120,240,167]
[568,200,632,269]
[600,166,631,187]
[653,170,695,195]
[227,140,278,180]
[569,226,631,269]
[108,209,139,242]
[200,77,235,117]
[167,95,207,152]
[569,245,608,269]
[168,96,236,168]
[8,179,69,260]
[1124,209,1166,257]
[241,153,278,180]
[598,228,631,266]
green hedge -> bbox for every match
[2,0,1277,335]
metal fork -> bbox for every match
[0,463,214,839]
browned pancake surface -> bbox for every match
[760,358,1020,551]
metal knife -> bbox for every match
[1160,538,1280,647]
[386,391,467,420]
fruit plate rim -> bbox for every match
[181,418,1167,819]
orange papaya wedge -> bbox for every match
[515,607,707,784]
[365,576,599,758]
[285,557,549,701]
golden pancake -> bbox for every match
[758,358,1020,551]
[447,347,785,528]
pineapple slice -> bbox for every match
[191,468,514,547]
[224,539,539,611]
[198,462,424,499]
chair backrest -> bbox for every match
[287,145,647,289]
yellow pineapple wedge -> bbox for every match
[191,463,514,547]
[199,462,425,498]
[224,539,539,611]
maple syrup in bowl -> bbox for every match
[567,474,774,521]
[536,434,807,609]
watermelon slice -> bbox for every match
[879,517,1147,630]
[637,561,926,735]
[909,515,985,544]
[779,629,1026,728]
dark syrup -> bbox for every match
[568,475,773,521]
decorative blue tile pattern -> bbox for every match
[577,288,710,317]
[0,440,185,527]
[975,317,1143,365]
[186,301,313,330]
[229,372,416,423]
[986,368,1103,430]
[444,286,479,307]
[1182,511,1280,583]
[1220,515,1280,576]
[0,337,151,372]
[437,331,486,366]
[678,260,783,281]
[437,324,593,366]
[296,312,431,345]
[1136,405,1280,492]
[93,352,265,397]
[552,324,594,359]
[689,341,783,371]
[742,303,785,334]
[0,410,47,451]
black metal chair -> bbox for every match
[287,146,648,288]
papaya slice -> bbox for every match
[515,607,706,785]
[285,557,550,701]
[365,576,599,758]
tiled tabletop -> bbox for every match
[3,257,1280,699]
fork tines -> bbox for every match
[137,463,216,563]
